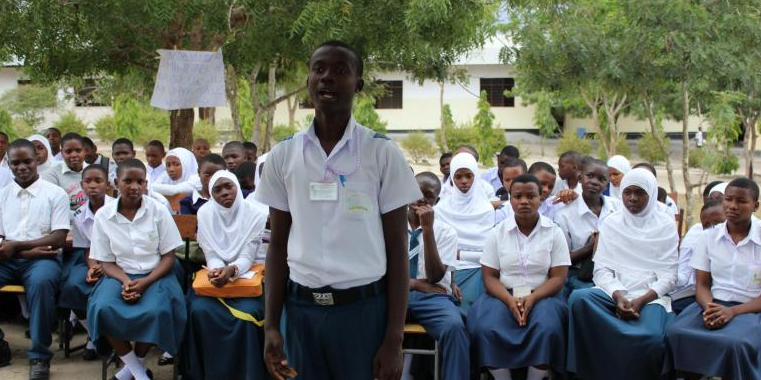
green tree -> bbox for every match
[353,95,387,134]
[473,91,505,165]
[53,111,87,136]
[401,132,436,164]
[531,91,559,156]
[0,84,58,127]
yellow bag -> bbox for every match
[192,263,265,298]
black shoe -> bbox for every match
[82,347,98,361]
[157,355,173,366]
[25,329,30,339]
[28,359,50,380]
[0,340,10,367]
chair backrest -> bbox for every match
[173,214,198,241]
[166,193,188,213]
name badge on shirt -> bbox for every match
[309,182,338,201]
[513,285,531,298]
[750,266,761,287]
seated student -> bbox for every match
[633,162,679,218]
[706,182,727,201]
[439,146,494,201]
[468,173,570,380]
[41,132,88,212]
[551,151,582,196]
[152,147,201,196]
[44,127,62,162]
[555,157,621,297]
[670,200,725,314]
[111,138,136,165]
[185,171,269,380]
[87,159,186,380]
[606,155,631,200]
[179,153,225,216]
[434,152,496,315]
[0,131,8,168]
[242,141,258,163]
[28,134,54,173]
[191,138,211,164]
[222,141,246,173]
[144,140,166,185]
[59,164,114,361]
[0,139,70,380]
[666,178,761,379]
[528,162,558,218]
[82,137,116,185]
[495,158,528,201]
[702,180,725,203]
[234,161,257,198]
[405,172,469,380]
[567,168,678,380]
[439,152,452,186]
[482,145,521,192]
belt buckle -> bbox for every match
[312,292,335,306]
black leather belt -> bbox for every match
[287,278,387,306]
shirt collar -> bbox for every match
[192,190,208,204]
[83,196,114,221]
[303,116,358,158]
[576,195,612,217]
[62,161,88,174]
[107,195,149,223]
[12,177,44,197]
[717,219,761,246]
[503,213,554,234]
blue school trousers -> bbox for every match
[453,268,484,317]
[0,257,61,360]
[408,291,469,380]
[285,287,387,380]
[58,249,91,311]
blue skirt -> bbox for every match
[670,296,695,315]
[184,290,267,380]
[667,300,761,379]
[563,266,594,300]
[567,288,674,380]
[58,250,92,311]
[87,273,187,355]
[467,292,567,371]
[454,268,484,317]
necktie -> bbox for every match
[409,229,422,279]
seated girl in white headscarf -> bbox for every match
[151,147,202,196]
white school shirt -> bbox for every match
[41,161,89,212]
[0,154,8,169]
[255,117,422,289]
[0,178,70,241]
[71,196,115,249]
[550,177,582,197]
[147,163,167,185]
[554,195,621,252]
[0,167,12,190]
[670,223,702,300]
[481,214,571,290]
[690,220,761,303]
[480,166,502,192]
[89,196,183,275]
[53,151,63,162]
[409,220,459,294]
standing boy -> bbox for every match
[256,41,421,380]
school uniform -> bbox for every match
[179,190,208,215]
[467,215,570,373]
[28,135,54,175]
[669,223,702,314]
[186,172,269,380]
[554,195,621,296]
[255,117,421,379]
[0,153,8,169]
[146,163,166,186]
[606,155,631,201]
[0,167,12,190]
[550,178,582,197]
[480,166,502,192]
[567,169,678,380]
[152,148,201,196]
[407,219,469,380]
[41,161,88,212]
[0,178,70,360]
[86,196,186,356]
[59,197,115,312]
[666,219,761,379]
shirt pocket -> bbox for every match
[341,183,378,220]
[527,241,553,275]
[130,219,161,256]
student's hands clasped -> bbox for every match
[86,264,104,284]
[0,240,19,261]
[121,279,148,304]
[613,291,641,320]
[516,295,536,327]
[703,302,735,329]
[410,279,447,295]
[208,265,236,288]
[504,296,524,326]
[263,328,298,379]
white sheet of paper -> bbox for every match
[150,49,226,110]
[237,270,256,280]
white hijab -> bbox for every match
[28,134,53,172]
[434,152,495,251]
[197,171,267,263]
[606,155,631,200]
[710,182,728,197]
[165,147,199,183]
[594,168,678,271]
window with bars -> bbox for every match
[479,78,515,107]
[375,80,403,109]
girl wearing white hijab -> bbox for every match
[152,147,202,196]
[434,152,496,315]
[186,170,269,380]
[567,168,679,380]
[606,155,631,200]
[28,134,54,174]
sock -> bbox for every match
[120,351,149,380]
[489,368,513,380]
[115,357,145,380]
[80,318,91,336]
[161,352,173,359]
[85,340,96,350]
[401,354,413,380]
[17,295,29,319]
[69,311,78,325]
[527,366,548,380]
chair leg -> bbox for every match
[101,355,109,380]
[63,317,71,358]
[434,340,440,380]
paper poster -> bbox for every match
[150,49,226,110]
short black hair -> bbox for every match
[703,180,724,200]
[82,163,108,178]
[0,131,9,140]
[657,187,668,203]
[510,173,542,194]
[242,141,257,154]
[235,161,256,182]
[9,139,35,155]
[61,132,84,146]
[439,152,453,164]
[82,137,96,148]
[415,171,442,196]
[112,138,134,151]
[633,162,657,177]
[528,161,557,176]
[727,177,760,202]
[582,156,608,172]
[116,158,146,177]
[223,141,245,152]
[313,40,364,77]
[45,127,61,135]
[499,157,527,181]
[500,145,520,159]
[200,153,225,168]
[457,145,479,162]
[701,199,723,213]
[559,150,582,165]
[146,140,165,151]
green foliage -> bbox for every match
[96,96,168,145]
[533,91,559,139]
[53,111,87,136]
[11,118,34,140]
[0,109,12,138]
[193,120,219,146]
[401,132,436,164]
[273,124,299,142]
[473,91,505,165]
[557,133,593,156]
[637,131,668,165]
[435,123,478,154]
[0,85,58,127]
[710,153,740,174]
[94,115,119,143]
[353,95,387,134]
[688,148,706,169]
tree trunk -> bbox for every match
[681,83,695,227]
[247,63,263,145]
[744,116,758,178]
[645,100,676,195]
[438,81,448,152]
[606,110,618,157]
[170,109,194,149]
[263,60,277,152]
[287,96,298,128]
[198,107,215,124]
[224,64,243,140]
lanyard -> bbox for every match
[321,127,361,183]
